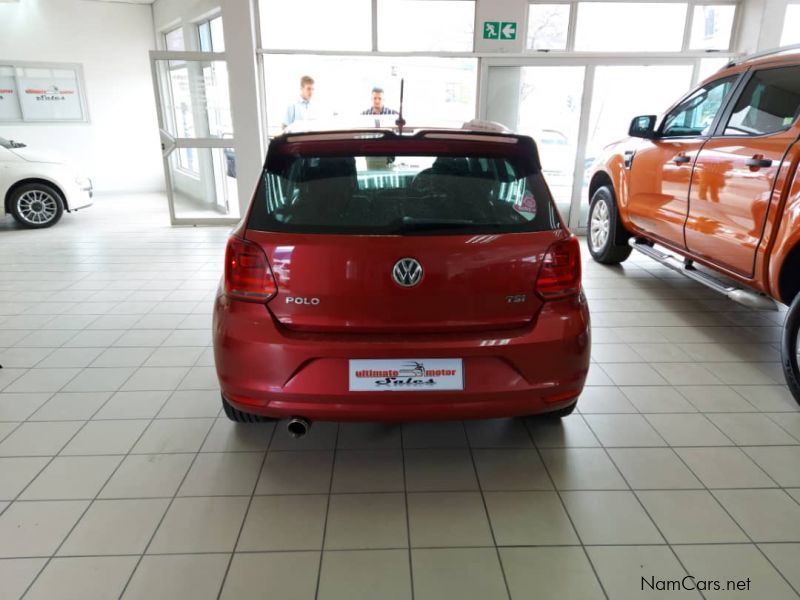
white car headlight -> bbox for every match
[75,177,92,190]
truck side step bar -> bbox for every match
[628,239,778,311]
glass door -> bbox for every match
[150,51,239,224]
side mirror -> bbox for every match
[629,115,657,139]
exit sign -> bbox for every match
[483,21,517,40]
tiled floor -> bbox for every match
[1,195,799,599]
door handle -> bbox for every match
[745,156,773,169]
[673,155,691,164]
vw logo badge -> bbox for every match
[392,257,423,287]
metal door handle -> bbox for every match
[673,155,691,164]
[745,157,773,168]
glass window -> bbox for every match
[689,4,736,50]
[378,0,475,51]
[782,4,800,46]
[527,3,570,50]
[724,67,800,136]
[164,27,185,51]
[259,0,372,50]
[574,2,687,51]
[251,154,556,235]
[199,16,225,52]
[263,55,477,137]
[0,65,22,121]
[661,76,736,137]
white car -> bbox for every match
[1,136,92,228]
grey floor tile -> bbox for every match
[0,392,51,421]
[484,491,578,545]
[637,490,747,543]
[121,367,189,392]
[412,548,508,600]
[587,545,700,600]
[584,414,666,447]
[61,419,148,455]
[540,447,627,490]
[29,391,110,421]
[255,450,333,495]
[621,386,696,413]
[331,449,404,493]
[0,421,83,457]
[4,368,81,393]
[575,386,637,413]
[0,500,88,558]
[319,549,411,600]
[401,421,467,448]
[758,543,800,592]
[148,496,249,554]
[25,556,138,600]
[61,367,135,393]
[40,348,104,369]
[676,447,778,488]
[645,414,732,447]
[336,422,401,449]
[237,494,327,552]
[270,421,338,451]
[201,418,274,452]
[676,385,756,412]
[464,418,533,448]
[472,448,553,491]
[0,456,49,500]
[743,446,800,487]
[408,491,493,547]
[220,551,320,600]
[131,418,214,453]
[122,553,230,600]
[58,498,169,555]
[733,385,799,412]
[0,557,47,600]
[608,448,702,489]
[561,490,664,545]
[713,489,800,542]
[526,414,600,447]
[177,451,263,496]
[673,544,798,599]
[91,347,154,369]
[99,453,194,498]
[157,390,221,418]
[501,547,604,599]
[93,390,170,420]
[324,493,408,549]
[21,455,122,500]
[707,413,798,445]
[404,447,478,491]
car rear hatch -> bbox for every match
[242,130,571,334]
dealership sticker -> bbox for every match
[349,359,464,391]
[514,193,538,217]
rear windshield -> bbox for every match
[248,153,560,235]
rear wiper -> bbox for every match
[389,217,480,233]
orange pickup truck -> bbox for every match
[586,48,800,405]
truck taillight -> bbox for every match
[535,237,582,300]
[224,236,277,302]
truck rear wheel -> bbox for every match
[587,186,631,265]
[781,293,800,407]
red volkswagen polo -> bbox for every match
[213,125,590,435]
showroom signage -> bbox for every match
[348,359,465,391]
[0,62,88,123]
[483,21,517,40]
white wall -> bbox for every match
[0,0,163,193]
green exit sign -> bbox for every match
[483,21,517,40]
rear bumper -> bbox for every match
[213,294,590,422]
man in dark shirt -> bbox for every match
[361,86,398,115]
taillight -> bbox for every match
[535,237,582,300]
[224,236,277,302]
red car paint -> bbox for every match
[213,129,590,422]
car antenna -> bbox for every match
[395,78,406,134]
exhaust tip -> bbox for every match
[287,417,311,439]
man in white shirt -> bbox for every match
[283,75,315,130]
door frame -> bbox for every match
[149,50,240,226]
[478,55,718,231]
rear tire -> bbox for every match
[9,183,64,229]
[587,186,631,265]
[781,294,800,407]
[545,401,577,419]
[221,394,277,423]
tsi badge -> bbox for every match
[285,296,320,306]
